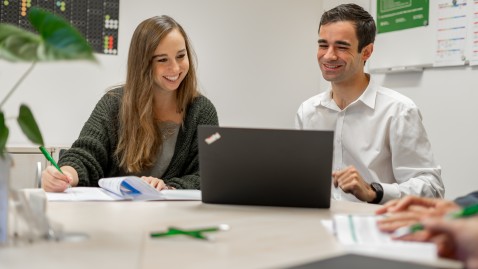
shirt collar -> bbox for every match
[313,74,377,110]
[358,76,377,109]
[312,89,333,107]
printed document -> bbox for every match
[331,214,437,261]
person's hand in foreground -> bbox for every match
[375,195,460,233]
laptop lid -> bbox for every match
[285,254,448,269]
[198,126,334,208]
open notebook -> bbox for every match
[45,176,201,201]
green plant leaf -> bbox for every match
[0,7,95,62]
[0,24,43,62]
[28,7,95,61]
[0,111,9,157]
[17,104,44,146]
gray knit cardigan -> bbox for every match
[58,87,219,189]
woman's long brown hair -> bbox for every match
[115,15,198,173]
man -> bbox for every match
[295,4,444,204]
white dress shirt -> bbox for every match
[295,76,444,203]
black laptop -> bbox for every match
[198,126,334,208]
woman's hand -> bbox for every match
[41,165,77,192]
[141,176,173,190]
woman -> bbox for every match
[42,15,218,192]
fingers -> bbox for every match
[421,218,456,234]
[436,200,461,214]
[334,166,363,188]
[412,224,458,259]
[389,196,437,213]
[376,195,440,216]
[41,166,72,192]
[377,211,423,232]
[332,174,339,188]
[376,199,401,215]
[377,204,437,232]
[332,166,351,179]
[395,230,433,242]
[333,166,370,200]
[390,219,458,260]
[141,176,167,191]
[431,233,457,259]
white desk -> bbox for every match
[0,200,462,269]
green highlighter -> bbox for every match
[393,203,478,238]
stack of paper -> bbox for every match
[331,214,437,261]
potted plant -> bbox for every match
[0,7,96,244]
[0,7,96,156]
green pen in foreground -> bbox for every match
[393,203,478,238]
[150,224,230,240]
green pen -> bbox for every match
[39,146,63,173]
[39,146,71,189]
[393,203,478,238]
[150,224,230,240]
[393,223,424,238]
[447,203,478,219]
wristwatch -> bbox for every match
[369,182,384,204]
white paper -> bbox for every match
[46,187,201,202]
[332,214,437,261]
[46,187,122,201]
[159,190,202,200]
[433,0,468,66]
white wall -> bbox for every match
[0,0,322,147]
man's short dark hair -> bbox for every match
[319,3,376,52]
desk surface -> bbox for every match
[0,200,462,269]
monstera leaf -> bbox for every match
[0,7,96,156]
[0,7,95,61]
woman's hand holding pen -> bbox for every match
[41,165,78,192]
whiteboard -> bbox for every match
[369,1,437,72]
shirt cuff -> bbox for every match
[380,183,401,204]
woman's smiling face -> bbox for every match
[151,28,190,93]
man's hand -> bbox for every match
[332,165,376,202]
